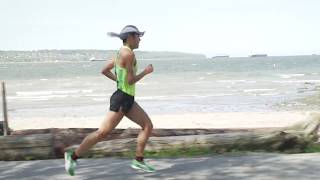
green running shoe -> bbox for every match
[64,150,77,176]
[131,159,155,172]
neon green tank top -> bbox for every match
[115,46,137,96]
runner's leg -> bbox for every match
[125,102,153,157]
[75,111,124,156]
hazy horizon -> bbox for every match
[1,0,320,57]
[1,48,318,58]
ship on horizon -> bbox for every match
[250,54,268,57]
[211,55,230,58]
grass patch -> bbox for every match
[144,147,215,158]
[91,147,253,159]
[303,143,320,153]
[81,143,320,160]
[137,145,320,158]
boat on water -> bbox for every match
[211,55,230,58]
[250,54,268,57]
[89,57,105,61]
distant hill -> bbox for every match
[0,50,206,62]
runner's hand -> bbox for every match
[144,64,154,74]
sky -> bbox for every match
[1,0,320,57]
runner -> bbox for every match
[64,25,155,176]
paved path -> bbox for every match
[1,153,320,180]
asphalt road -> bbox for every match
[1,153,320,180]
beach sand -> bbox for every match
[8,111,310,130]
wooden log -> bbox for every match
[11,127,276,157]
[0,134,54,160]
[67,113,320,157]
[3,113,319,160]
[12,127,276,142]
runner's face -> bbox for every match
[128,33,141,49]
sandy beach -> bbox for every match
[8,111,310,130]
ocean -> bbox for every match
[1,54,320,120]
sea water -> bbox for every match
[1,55,320,119]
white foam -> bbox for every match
[210,93,234,97]
[8,95,68,100]
[85,93,111,97]
[177,94,234,98]
[54,90,79,94]
[260,93,279,96]
[16,89,94,96]
[81,90,93,93]
[272,80,320,83]
[135,96,169,100]
[243,89,276,93]
[16,91,53,96]
[92,98,109,102]
[216,80,256,84]
[278,74,305,79]
[20,98,49,101]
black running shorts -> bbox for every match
[110,89,134,113]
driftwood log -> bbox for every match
[2,128,270,160]
[70,113,320,157]
[1,113,320,160]
[0,134,54,160]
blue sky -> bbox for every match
[1,0,320,57]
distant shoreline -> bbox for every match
[0,49,319,59]
[0,49,206,62]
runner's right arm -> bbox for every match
[101,58,117,82]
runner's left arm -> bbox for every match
[125,52,153,85]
